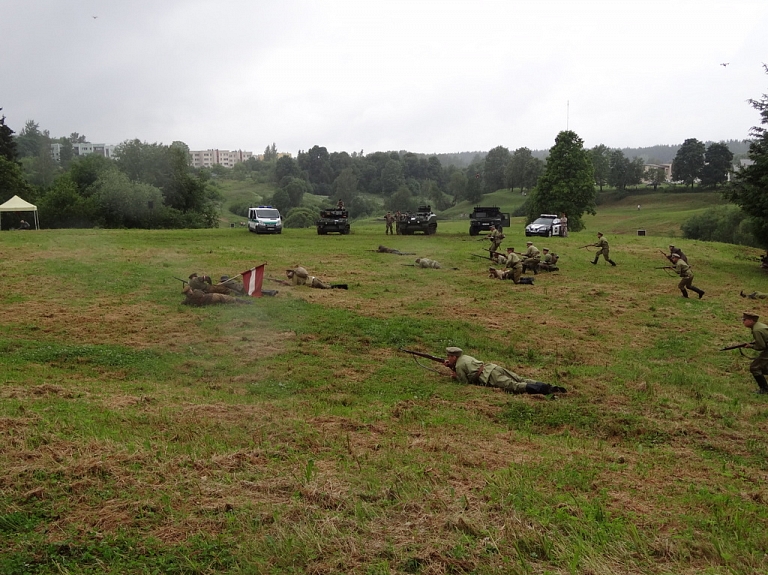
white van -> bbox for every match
[248,206,282,234]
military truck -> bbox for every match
[468,206,511,236]
[316,209,350,235]
[397,205,438,235]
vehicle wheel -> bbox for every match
[547,229,552,237]
[428,224,437,235]
[317,228,322,235]
[469,229,478,236]
[525,232,531,237]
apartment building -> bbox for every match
[189,149,254,168]
[49,142,116,162]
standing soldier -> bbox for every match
[741,312,768,394]
[522,241,541,274]
[487,225,504,253]
[669,253,704,299]
[385,212,396,235]
[590,232,617,266]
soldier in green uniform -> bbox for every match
[443,347,566,395]
[670,253,704,299]
[522,241,541,274]
[504,247,523,283]
[385,212,395,235]
[590,233,617,266]
[742,312,768,394]
[487,225,504,253]
[538,248,559,272]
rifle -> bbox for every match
[173,276,189,285]
[719,342,752,351]
[578,245,594,249]
[659,250,673,263]
[654,266,673,270]
[399,348,446,363]
[471,253,494,261]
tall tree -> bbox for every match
[380,159,404,195]
[275,155,300,183]
[727,65,768,247]
[700,142,733,188]
[505,147,532,192]
[263,143,277,161]
[527,130,595,232]
[332,168,359,206]
[464,164,484,204]
[483,146,510,192]
[590,144,610,191]
[448,170,467,202]
[608,149,631,190]
[672,138,705,187]
[15,120,45,158]
[0,110,18,162]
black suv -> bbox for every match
[469,206,511,236]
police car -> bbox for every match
[525,214,561,237]
[248,206,282,234]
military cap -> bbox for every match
[597,232,603,236]
[542,247,549,252]
[669,244,675,248]
[445,346,463,356]
[743,312,759,321]
[526,240,533,245]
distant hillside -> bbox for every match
[428,140,752,168]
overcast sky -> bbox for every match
[2,0,767,156]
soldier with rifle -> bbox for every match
[486,225,504,253]
[721,313,768,394]
[538,248,559,272]
[586,232,617,266]
[660,253,704,299]
[521,241,541,274]
[400,347,566,395]
[503,246,524,282]
[662,245,688,264]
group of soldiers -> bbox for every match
[481,225,559,284]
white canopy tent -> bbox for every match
[0,195,39,230]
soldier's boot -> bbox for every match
[533,266,538,275]
[609,259,617,266]
[591,258,598,265]
[740,290,747,298]
[680,288,689,298]
[690,286,705,299]
[753,374,768,393]
[525,382,567,395]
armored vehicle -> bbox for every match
[469,206,511,236]
[397,205,438,235]
[316,209,350,235]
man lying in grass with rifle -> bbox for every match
[400,347,566,395]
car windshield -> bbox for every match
[532,217,555,225]
[256,209,280,219]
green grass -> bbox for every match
[1,191,767,574]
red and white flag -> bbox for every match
[241,264,265,297]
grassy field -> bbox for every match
[1,195,767,574]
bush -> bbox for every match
[283,207,317,228]
[681,205,760,247]
[228,202,250,218]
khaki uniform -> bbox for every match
[487,229,504,252]
[182,286,249,306]
[287,267,332,289]
[415,258,441,269]
[522,244,541,272]
[591,237,616,266]
[454,354,538,393]
[538,252,558,272]
[504,252,523,283]
[673,260,704,298]
[743,291,768,299]
[749,321,768,377]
